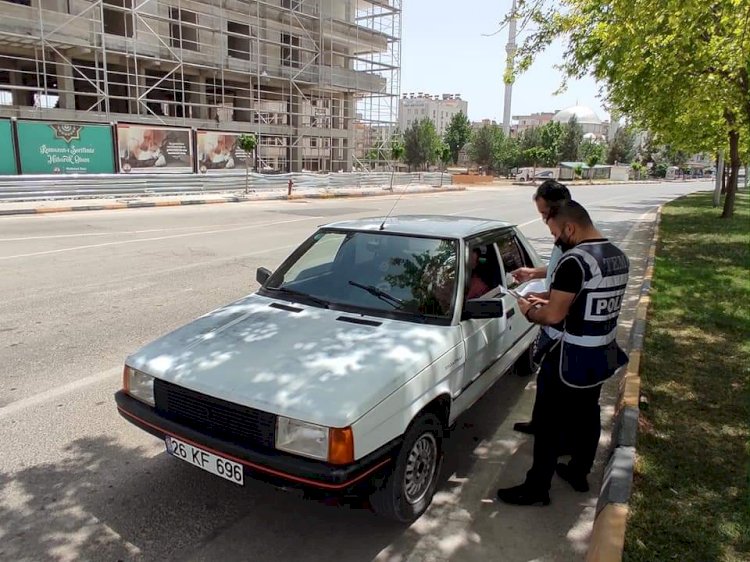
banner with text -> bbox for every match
[16,121,115,174]
[196,130,253,174]
[0,119,17,175]
[116,124,193,173]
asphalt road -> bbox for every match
[0,181,709,562]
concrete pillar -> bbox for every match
[53,54,75,110]
[289,94,302,172]
[135,70,148,116]
[190,73,208,120]
[9,67,28,107]
[234,83,253,123]
[343,95,354,171]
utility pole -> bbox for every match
[502,0,517,136]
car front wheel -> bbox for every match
[370,413,443,523]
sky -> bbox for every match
[399,0,609,123]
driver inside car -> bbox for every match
[467,247,491,299]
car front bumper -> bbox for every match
[115,391,399,493]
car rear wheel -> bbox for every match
[370,413,443,523]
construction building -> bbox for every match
[398,92,467,136]
[0,0,402,173]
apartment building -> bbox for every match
[398,93,468,136]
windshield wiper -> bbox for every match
[348,281,428,321]
[348,281,405,307]
[271,287,329,309]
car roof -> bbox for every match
[322,215,514,239]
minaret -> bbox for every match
[502,0,518,136]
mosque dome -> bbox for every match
[552,105,602,125]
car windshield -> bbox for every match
[264,230,458,321]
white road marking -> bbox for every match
[0,366,122,420]
[0,220,296,242]
[0,216,322,261]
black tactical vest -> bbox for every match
[545,240,630,387]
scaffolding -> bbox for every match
[0,0,401,173]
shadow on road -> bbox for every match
[0,195,668,562]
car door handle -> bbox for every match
[505,308,515,319]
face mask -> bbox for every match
[554,229,575,252]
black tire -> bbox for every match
[514,343,537,377]
[370,413,444,523]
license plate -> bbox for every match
[165,436,244,485]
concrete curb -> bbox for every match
[585,206,662,562]
[0,185,466,217]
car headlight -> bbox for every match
[123,366,155,407]
[275,417,354,464]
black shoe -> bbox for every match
[556,463,590,493]
[496,483,550,506]
[513,421,535,435]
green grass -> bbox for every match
[623,191,750,562]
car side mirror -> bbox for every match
[462,298,505,320]
[256,267,272,285]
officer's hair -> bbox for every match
[547,200,594,227]
[533,180,571,204]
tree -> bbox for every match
[469,124,504,171]
[495,136,522,176]
[662,145,690,169]
[388,137,405,191]
[403,118,440,170]
[580,140,605,182]
[237,133,257,194]
[523,147,547,180]
[517,122,564,168]
[436,141,452,186]
[443,112,472,165]
[507,0,750,218]
[538,121,564,166]
[607,127,636,164]
[559,115,583,162]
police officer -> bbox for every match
[497,200,629,506]
[511,179,572,293]
[510,180,571,439]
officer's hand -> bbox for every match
[527,294,549,306]
[511,267,535,283]
[517,297,532,316]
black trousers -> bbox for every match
[525,345,602,491]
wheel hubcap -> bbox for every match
[403,433,437,505]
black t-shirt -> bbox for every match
[551,239,608,294]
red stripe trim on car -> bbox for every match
[118,406,391,490]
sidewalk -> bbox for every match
[0,184,465,217]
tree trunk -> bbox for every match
[713,151,723,207]
[721,129,740,219]
[245,159,249,194]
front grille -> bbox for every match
[154,379,276,449]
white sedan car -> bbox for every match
[116,215,544,522]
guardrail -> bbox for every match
[0,172,452,201]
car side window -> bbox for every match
[494,234,534,288]
[465,243,503,301]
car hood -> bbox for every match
[127,294,459,427]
